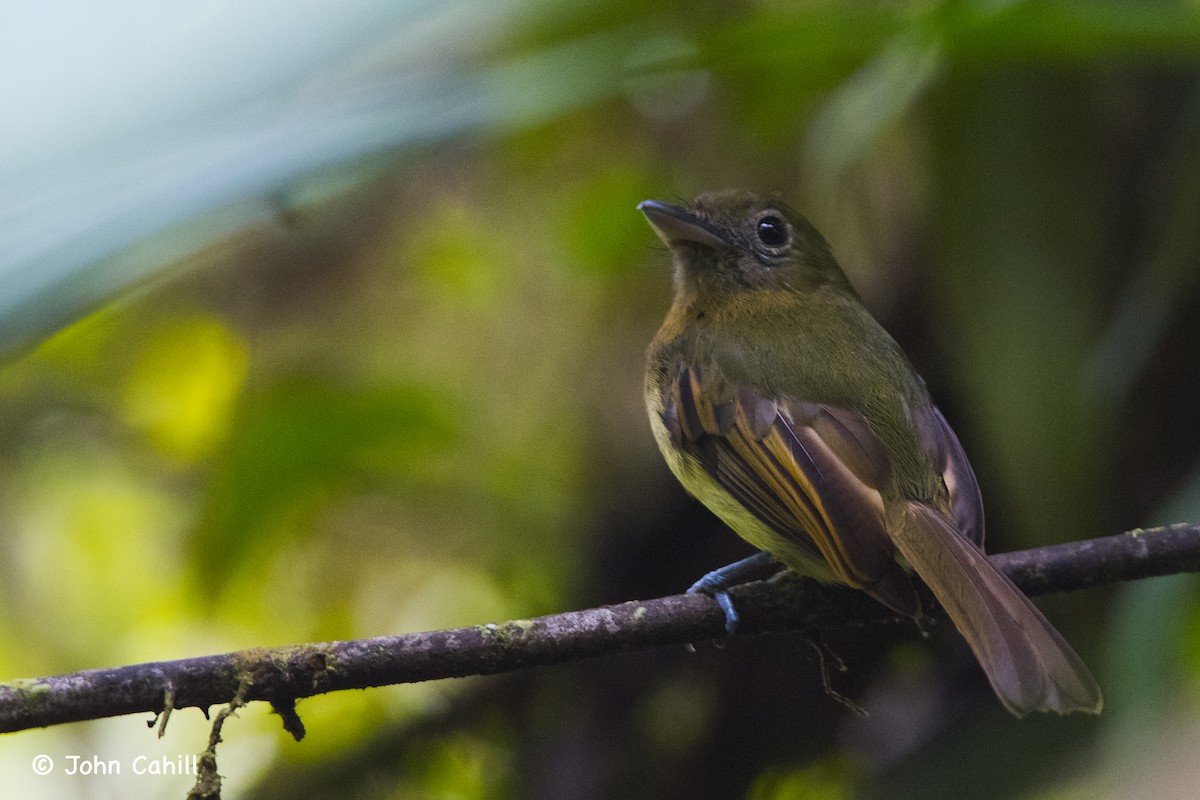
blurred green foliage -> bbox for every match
[3,1,1200,798]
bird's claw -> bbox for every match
[687,551,779,636]
[687,582,740,636]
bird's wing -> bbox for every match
[660,367,1100,715]
[917,404,985,547]
[661,365,919,616]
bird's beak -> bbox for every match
[638,200,730,249]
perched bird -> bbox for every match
[640,190,1102,717]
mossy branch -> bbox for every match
[2,523,1199,737]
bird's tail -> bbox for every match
[887,502,1102,717]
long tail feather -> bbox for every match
[887,502,1102,716]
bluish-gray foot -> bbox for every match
[688,551,779,635]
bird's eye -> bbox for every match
[755,215,788,248]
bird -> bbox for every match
[639,189,1102,717]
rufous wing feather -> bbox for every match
[665,366,919,617]
[916,404,985,547]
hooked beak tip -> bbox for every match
[638,199,730,249]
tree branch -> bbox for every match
[2,523,1199,736]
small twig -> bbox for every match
[270,697,306,742]
[186,679,250,800]
[0,524,1197,736]
[804,636,868,717]
[156,683,175,739]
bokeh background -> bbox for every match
[3,1,1200,797]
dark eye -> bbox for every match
[755,215,788,248]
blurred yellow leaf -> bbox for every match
[121,314,248,460]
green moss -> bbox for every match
[478,620,535,647]
[3,678,53,712]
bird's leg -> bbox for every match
[688,551,780,635]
